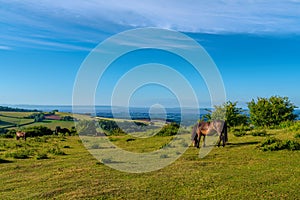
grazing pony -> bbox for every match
[191,120,228,148]
[16,131,26,141]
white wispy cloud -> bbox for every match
[1,0,300,50]
[0,45,12,50]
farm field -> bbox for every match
[0,111,81,130]
[1,125,300,199]
[0,112,35,128]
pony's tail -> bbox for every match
[224,121,228,142]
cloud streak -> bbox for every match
[1,0,300,50]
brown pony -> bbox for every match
[16,131,26,141]
[191,120,227,148]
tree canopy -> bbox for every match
[247,96,297,127]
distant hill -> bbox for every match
[0,106,40,112]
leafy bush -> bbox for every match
[288,122,300,132]
[233,131,246,137]
[160,154,169,158]
[1,129,16,138]
[156,123,179,136]
[250,129,267,137]
[0,128,8,134]
[248,96,297,127]
[278,121,295,129]
[295,133,300,138]
[26,113,45,122]
[24,126,53,137]
[232,126,251,137]
[5,150,31,159]
[36,152,49,160]
[259,137,300,151]
[90,144,100,149]
[47,146,66,155]
[60,116,75,121]
[211,101,248,127]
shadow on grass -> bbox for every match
[0,158,13,163]
[226,141,260,148]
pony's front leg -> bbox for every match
[202,135,206,147]
[197,134,201,148]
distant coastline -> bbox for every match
[1,104,300,121]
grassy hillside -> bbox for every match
[22,120,75,130]
[1,126,300,199]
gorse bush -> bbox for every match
[156,123,179,136]
[232,126,251,137]
[287,122,300,132]
[294,133,300,139]
[259,137,300,151]
[24,126,53,137]
[36,152,49,160]
[5,150,31,159]
[250,129,267,137]
[47,146,66,155]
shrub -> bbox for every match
[1,129,16,138]
[5,150,31,159]
[0,128,8,134]
[259,137,300,151]
[156,123,179,136]
[47,146,66,155]
[288,122,300,132]
[160,154,169,159]
[232,126,250,137]
[36,152,49,160]
[295,133,300,138]
[251,129,267,137]
[211,101,248,127]
[24,126,53,137]
[248,96,297,127]
[90,144,100,149]
[233,131,246,137]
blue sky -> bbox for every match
[1,0,300,108]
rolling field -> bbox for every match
[0,112,35,128]
[0,111,81,130]
[1,127,300,199]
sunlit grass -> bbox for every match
[0,126,300,199]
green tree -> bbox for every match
[210,101,248,127]
[247,96,297,127]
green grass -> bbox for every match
[0,111,35,118]
[0,115,34,128]
[22,120,75,130]
[0,126,300,199]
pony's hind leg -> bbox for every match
[222,134,226,147]
[217,134,222,147]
